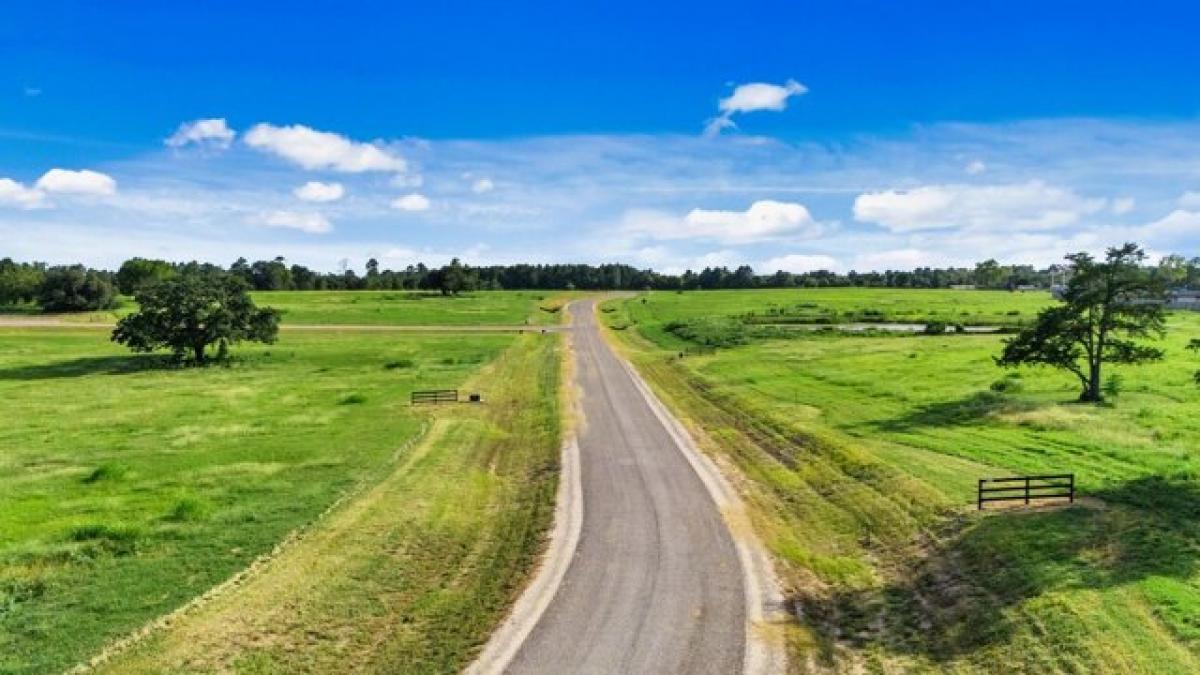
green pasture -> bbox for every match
[607,289,1200,673]
[2,290,571,326]
[0,327,516,673]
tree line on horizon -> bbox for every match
[2,253,1200,313]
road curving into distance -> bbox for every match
[488,299,782,674]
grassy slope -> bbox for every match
[606,290,1200,674]
[0,327,522,674]
[2,290,572,326]
[98,332,562,673]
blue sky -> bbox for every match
[3,1,1200,272]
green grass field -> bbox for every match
[606,289,1200,673]
[2,290,572,326]
[617,288,1055,341]
[0,302,562,672]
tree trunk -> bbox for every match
[193,343,206,364]
[1083,359,1103,402]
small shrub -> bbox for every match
[1103,373,1124,399]
[1,576,47,614]
[82,463,127,484]
[990,373,1024,393]
[339,393,367,405]
[923,321,948,335]
[441,357,457,365]
[384,359,415,370]
[69,523,141,556]
[663,318,747,348]
[166,497,210,523]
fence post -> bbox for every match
[1069,474,1075,504]
[978,479,984,510]
[1025,476,1031,505]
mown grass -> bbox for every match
[4,290,571,327]
[620,288,1054,346]
[98,332,562,674]
[605,290,1200,673]
[0,327,515,674]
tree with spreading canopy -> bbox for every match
[996,243,1167,402]
[112,272,279,364]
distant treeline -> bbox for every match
[3,254,1199,312]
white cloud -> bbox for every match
[293,181,345,202]
[1111,197,1135,215]
[1179,191,1200,209]
[760,253,839,273]
[853,181,1105,233]
[166,118,236,148]
[684,200,822,242]
[471,177,495,193]
[622,200,821,243]
[35,169,117,196]
[965,160,987,175]
[1139,209,1200,242]
[0,178,46,209]
[706,79,807,136]
[391,193,431,211]
[244,123,406,173]
[259,210,332,234]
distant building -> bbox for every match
[949,284,976,290]
[1169,289,1200,310]
[1050,285,1200,310]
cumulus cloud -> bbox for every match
[35,169,117,196]
[688,200,821,241]
[471,177,495,193]
[965,160,987,175]
[622,200,822,243]
[853,181,1105,233]
[391,193,431,211]
[0,178,46,209]
[259,210,332,234]
[705,79,807,136]
[244,123,406,173]
[760,253,839,273]
[166,118,236,148]
[293,181,345,202]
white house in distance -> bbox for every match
[1049,286,1200,310]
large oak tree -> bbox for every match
[996,243,1167,402]
[112,272,279,364]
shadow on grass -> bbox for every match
[0,354,171,381]
[798,476,1200,666]
[873,390,1045,432]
